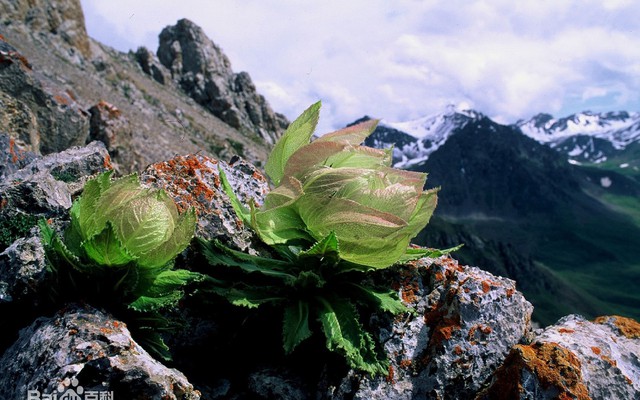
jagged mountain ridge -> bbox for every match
[369,108,640,168]
[516,111,640,164]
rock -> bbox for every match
[479,314,640,399]
[141,153,268,252]
[157,18,287,144]
[0,0,91,59]
[88,101,135,172]
[0,230,47,304]
[345,256,534,399]
[0,132,37,180]
[135,46,170,85]
[0,304,200,399]
[0,36,90,154]
[0,140,111,252]
[247,368,308,400]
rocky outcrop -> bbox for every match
[0,304,200,399]
[480,314,640,399]
[141,153,268,253]
[0,36,90,154]
[88,101,135,172]
[342,257,534,399]
[135,46,169,85]
[157,18,288,144]
[0,0,91,59]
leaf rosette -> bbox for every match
[256,102,438,268]
[66,170,196,269]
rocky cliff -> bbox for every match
[0,0,285,174]
[1,1,639,399]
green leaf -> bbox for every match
[82,223,136,267]
[205,284,287,308]
[283,301,313,353]
[349,283,408,314]
[218,167,252,226]
[396,244,464,264]
[316,295,387,375]
[299,231,339,259]
[265,101,321,185]
[129,291,184,312]
[199,239,297,282]
[254,177,312,245]
[315,118,379,145]
[138,206,196,269]
[70,170,113,241]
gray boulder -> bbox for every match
[341,256,534,399]
[157,18,288,144]
[479,314,640,399]
[0,304,200,399]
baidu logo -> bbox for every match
[27,377,114,399]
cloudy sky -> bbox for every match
[80,0,640,132]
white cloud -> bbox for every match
[80,0,640,128]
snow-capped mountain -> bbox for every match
[515,111,640,164]
[365,106,483,168]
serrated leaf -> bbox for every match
[206,284,287,308]
[199,238,297,282]
[283,301,313,353]
[129,291,184,312]
[265,101,321,185]
[396,244,464,264]
[299,231,339,259]
[316,295,387,375]
[349,283,409,314]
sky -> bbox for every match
[80,0,640,133]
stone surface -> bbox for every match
[0,132,37,180]
[88,101,135,172]
[0,0,91,59]
[345,256,534,399]
[135,46,169,85]
[141,153,269,252]
[0,35,90,154]
[157,18,288,144]
[0,304,200,399]
[480,314,640,399]
[0,231,47,304]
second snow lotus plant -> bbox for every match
[40,171,202,358]
[202,101,456,374]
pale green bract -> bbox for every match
[254,102,438,268]
[67,170,196,268]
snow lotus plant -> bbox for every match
[203,101,455,375]
[40,171,202,356]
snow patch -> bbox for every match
[600,177,612,188]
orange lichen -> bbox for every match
[594,315,640,339]
[385,365,396,384]
[454,345,463,355]
[481,281,491,294]
[590,346,601,355]
[103,154,113,170]
[479,342,591,400]
[399,359,412,369]
[97,100,122,118]
[506,288,515,298]
[558,328,575,334]
[54,94,72,106]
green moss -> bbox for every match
[51,170,78,183]
[0,212,38,250]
